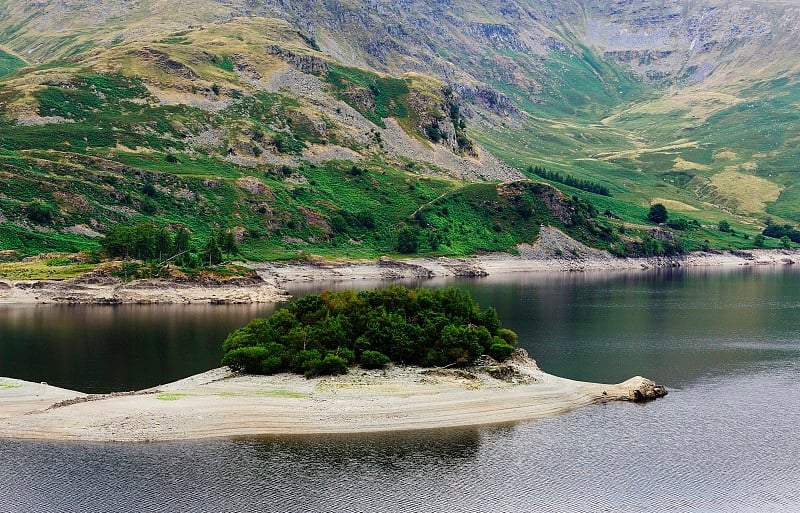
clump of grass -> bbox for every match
[0,260,98,280]
[156,393,187,401]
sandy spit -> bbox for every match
[0,357,665,443]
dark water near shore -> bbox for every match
[0,304,277,393]
[2,267,800,512]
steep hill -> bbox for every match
[0,0,798,260]
[0,17,577,259]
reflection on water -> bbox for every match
[0,304,277,392]
[2,266,800,392]
[287,266,800,385]
[2,366,798,513]
[1,267,800,511]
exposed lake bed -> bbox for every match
[2,244,799,305]
[0,354,666,442]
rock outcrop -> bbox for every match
[616,376,669,402]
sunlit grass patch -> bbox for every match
[651,198,699,212]
[0,259,97,280]
[156,393,187,401]
[707,170,783,214]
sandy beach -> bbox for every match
[0,353,666,442]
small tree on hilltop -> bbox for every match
[647,203,668,224]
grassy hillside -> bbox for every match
[0,49,25,78]
[1,2,798,262]
[0,20,631,261]
[0,145,646,260]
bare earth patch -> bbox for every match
[672,157,709,172]
[0,275,287,304]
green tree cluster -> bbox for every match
[528,166,611,196]
[101,222,191,262]
[100,223,238,268]
[221,286,519,378]
[763,223,800,243]
[201,228,239,266]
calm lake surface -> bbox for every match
[2,267,800,512]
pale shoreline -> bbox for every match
[0,353,666,442]
[2,245,799,305]
[0,274,288,305]
[257,247,800,286]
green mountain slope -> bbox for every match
[0,49,25,78]
[0,18,617,259]
[0,0,798,260]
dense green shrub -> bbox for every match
[489,342,516,361]
[222,346,271,373]
[262,355,285,374]
[763,224,800,243]
[667,218,689,231]
[290,349,323,374]
[26,201,55,224]
[309,354,349,377]
[360,350,391,369]
[497,328,518,346]
[396,226,420,254]
[220,286,519,377]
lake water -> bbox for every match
[2,267,799,512]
